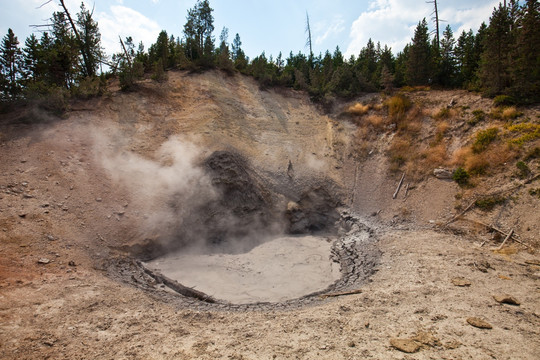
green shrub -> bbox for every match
[469,109,486,125]
[525,147,540,161]
[453,167,470,186]
[516,161,530,179]
[494,95,515,107]
[472,128,498,153]
[475,196,505,210]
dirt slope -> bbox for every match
[0,70,539,359]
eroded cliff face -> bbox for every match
[0,70,539,359]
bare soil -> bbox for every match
[1,71,539,359]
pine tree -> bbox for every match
[479,4,513,95]
[512,0,540,102]
[437,25,457,87]
[0,28,23,99]
[76,3,103,77]
[22,34,40,84]
[50,11,79,88]
[406,19,431,86]
[183,0,214,65]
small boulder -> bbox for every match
[434,168,453,179]
[37,258,51,264]
[493,295,520,306]
[390,338,421,353]
[467,317,492,329]
[451,277,472,287]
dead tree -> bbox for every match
[305,11,314,61]
[426,0,440,47]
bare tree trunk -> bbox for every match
[305,11,313,61]
[58,0,92,77]
[427,0,440,47]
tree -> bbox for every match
[231,33,247,71]
[437,24,457,87]
[406,19,431,86]
[0,28,23,99]
[76,2,103,77]
[183,0,215,64]
[50,11,79,87]
[512,0,540,102]
[479,4,513,95]
[22,34,40,83]
[149,31,169,69]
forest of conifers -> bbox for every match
[1,0,539,108]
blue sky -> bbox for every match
[2,0,501,60]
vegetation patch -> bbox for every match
[475,196,506,211]
[433,107,451,120]
[529,188,540,198]
[493,95,515,107]
[347,103,371,116]
[472,128,499,153]
[525,147,540,161]
[385,95,412,122]
[516,161,531,179]
[452,167,470,186]
[468,109,486,126]
[506,123,540,145]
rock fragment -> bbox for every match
[390,338,421,353]
[452,277,471,287]
[38,258,51,264]
[467,317,492,329]
[433,168,453,179]
[493,295,520,305]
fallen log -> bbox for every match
[444,200,475,226]
[139,262,216,303]
[393,173,405,199]
[459,218,530,249]
[496,229,514,250]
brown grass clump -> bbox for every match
[347,103,371,116]
[364,114,386,129]
[452,143,518,176]
[386,94,412,122]
[423,144,448,166]
[433,107,456,120]
[502,106,520,119]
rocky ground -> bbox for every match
[0,70,539,359]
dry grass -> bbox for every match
[347,103,371,116]
[385,95,412,122]
[452,143,518,176]
[364,114,386,129]
[502,106,520,119]
[433,107,456,120]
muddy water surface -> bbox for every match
[145,236,341,304]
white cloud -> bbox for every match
[345,0,500,57]
[314,16,345,46]
[96,5,161,57]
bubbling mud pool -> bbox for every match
[144,235,341,304]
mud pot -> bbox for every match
[113,150,380,310]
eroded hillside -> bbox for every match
[0,70,539,359]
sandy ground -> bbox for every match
[1,70,539,359]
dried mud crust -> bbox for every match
[107,215,380,311]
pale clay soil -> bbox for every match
[0,70,539,359]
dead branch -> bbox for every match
[404,183,410,198]
[140,263,216,303]
[444,200,475,226]
[393,172,405,199]
[460,218,530,249]
[119,36,132,67]
[320,289,362,299]
[496,229,514,250]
